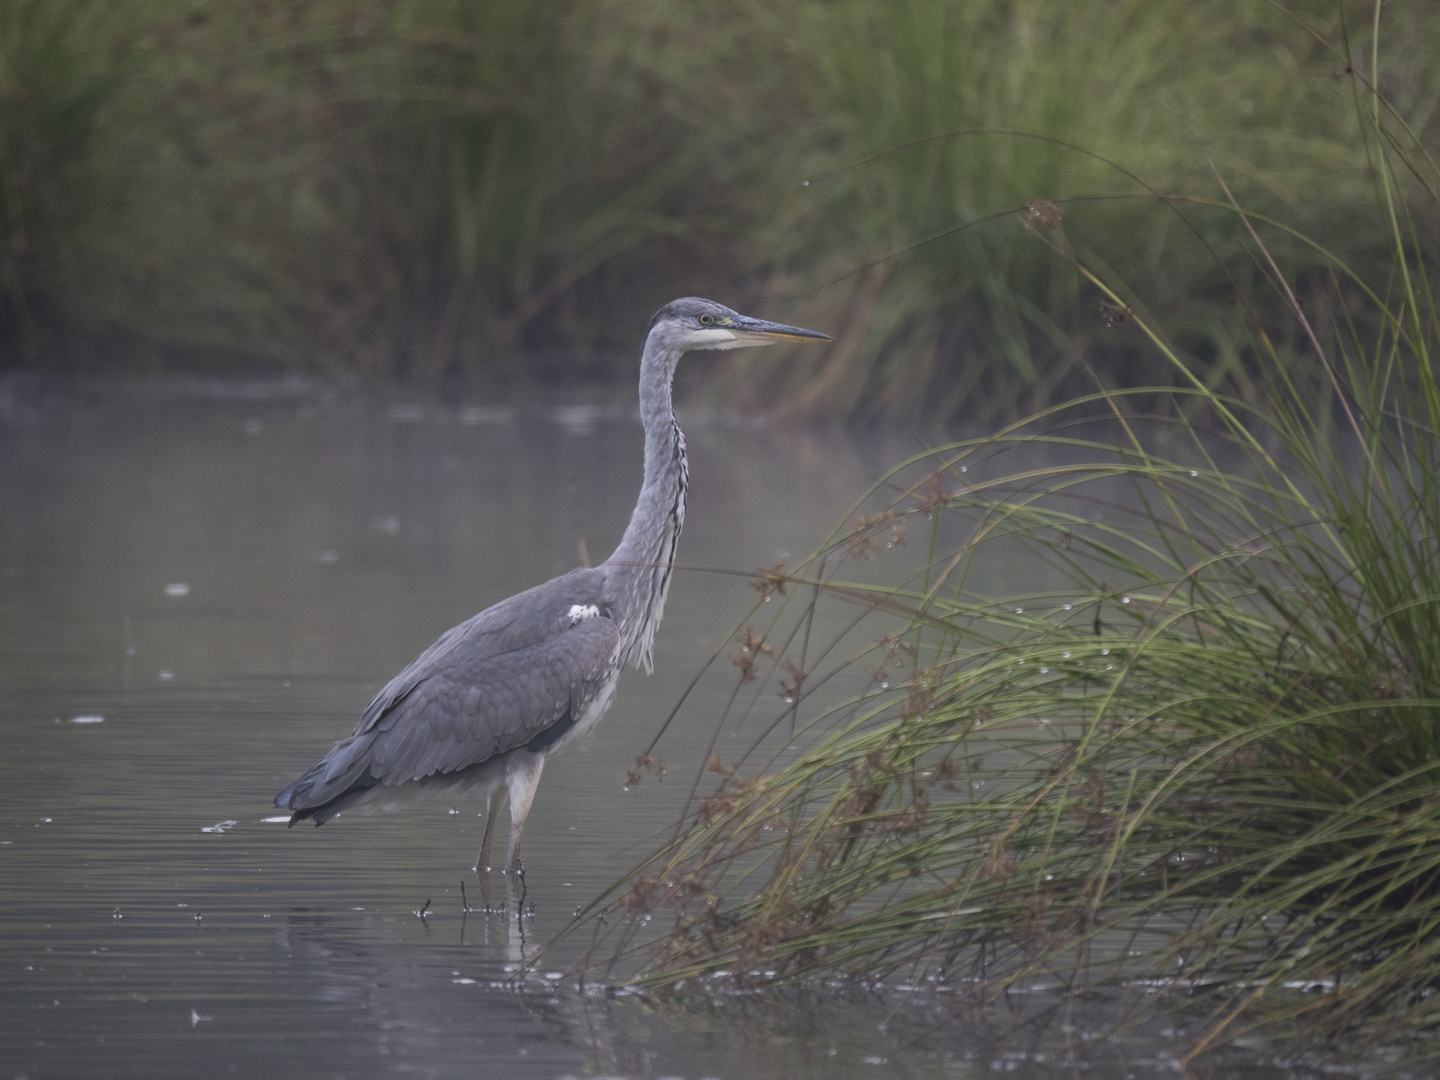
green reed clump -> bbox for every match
[573,32,1440,1061]
[718,0,1440,424]
[66,0,732,372]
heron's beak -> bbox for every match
[725,314,833,345]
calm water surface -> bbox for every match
[1,377,1307,1079]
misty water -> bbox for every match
[1,376,1305,1079]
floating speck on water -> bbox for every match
[763,595,770,602]
[200,820,238,834]
[879,681,888,689]
[1122,596,1131,604]
[458,405,511,426]
[452,977,477,985]
[40,817,52,823]
[1189,469,1199,477]
[315,550,338,564]
[1101,648,1110,655]
[158,670,174,681]
[862,1056,889,1065]
[447,808,459,815]
[1015,607,1024,615]
[164,583,190,597]
[801,179,810,186]
[70,715,104,724]
[959,465,967,473]
[1061,652,1070,659]
[1039,667,1049,674]
[1063,603,1072,611]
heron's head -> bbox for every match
[645,297,832,357]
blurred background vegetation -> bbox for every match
[1,0,1436,422]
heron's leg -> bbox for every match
[503,751,546,876]
[476,786,509,875]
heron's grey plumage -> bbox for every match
[275,298,831,873]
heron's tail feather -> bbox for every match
[275,734,380,826]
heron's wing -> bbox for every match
[353,567,605,734]
[362,616,618,783]
[281,568,618,810]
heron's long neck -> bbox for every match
[605,339,688,672]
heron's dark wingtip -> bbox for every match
[274,781,308,827]
[282,806,315,828]
[272,764,373,833]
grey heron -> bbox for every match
[275,297,832,874]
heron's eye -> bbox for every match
[698,313,713,325]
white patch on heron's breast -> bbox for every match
[566,603,600,626]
